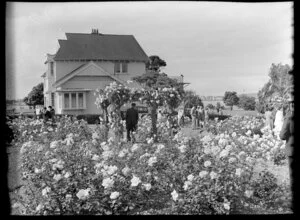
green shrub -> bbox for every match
[208,114,231,121]
[76,114,103,124]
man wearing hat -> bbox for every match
[279,94,294,212]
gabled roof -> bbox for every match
[54,33,149,62]
[52,61,127,88]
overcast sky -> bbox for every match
[6,1,293,100]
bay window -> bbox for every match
[63,92,86,109]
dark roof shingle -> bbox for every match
[54,33,149,62]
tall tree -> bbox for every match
[223,91,239,111]
[182,90,203,109]
[257,63,293,113]
[24,83,44,108]
[146,55,167,72]
[238,95,256,111]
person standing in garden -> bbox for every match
[48,106,56,123]
[190,105,197,130]
[177,107,184,127]
[273,104,284,139]
[264,106,274,133]
[204,107,209,127]
[126,103,139,142]
[196,106,201,128]
[279,97,294,212]
[43,107,51,123]
[197,105,204,129]
[35,106,41,119]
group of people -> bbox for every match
[190,105,209,130]
[35,106,55,122]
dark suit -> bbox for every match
[126,107,139,141]
[279,112,294,211]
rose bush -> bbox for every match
[9,112,290,215]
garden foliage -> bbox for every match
[7,112,290,215]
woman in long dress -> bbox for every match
[273,105,284,138]
[264,106,274,131]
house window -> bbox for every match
[78,93,84,108]
[63,92,86,109]
[64,93,70,109]
[51,93,55,107]
[71,93,76,108]
[114,62,128,74]
[122,62,128,73]
[114,62,120,73]
[50,62,54,76]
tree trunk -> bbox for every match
[103,107,109,141]
[166,105,174,137]
[149,105,158,142]
[111,105,123,143]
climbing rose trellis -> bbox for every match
[94,82,183,141]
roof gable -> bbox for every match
[53,61,125,87]
[54,33,149,62]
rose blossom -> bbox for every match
[171,190,179,201]
[199,171,208,178]
[131,175,141,187]
[110,191,120,200]
[53,174,62,182]
[187,174,194,181]
[143,183,152,191]
[204,161,211,167]
[210,171,217,180]
[76,188,90,200]
[102,177,114,189]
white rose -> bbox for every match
[53,174,62,182]
[148,157,157,166]
[199,171,208,178]
[76,189,90,200]
[210,171,217,180]
[130,175,141,187]
[228,157,236,163]
[143,183,152,191]
[102,177,114,189]
[110,191,120,200]
[178,145,186,153]
[34,168,42,174]
[235,168,242,177]
[92,154,100,161]
[92,132,99,139]
[224,202,230,210]
[50,141,59,149]
[225,145,232,151]
[36,204,43,212]
[118,150,126,158]
[204,161,211,167]
[171,190,179,201]
[131,144,139,152]
[122,166,131,176]
[245,190,254,198]
[187,174,194,181]
[147,138,154,144]
[64,172,71,179]
[219,149,229,158]
[42,187,51,197]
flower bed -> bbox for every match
[8,115,291,215]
